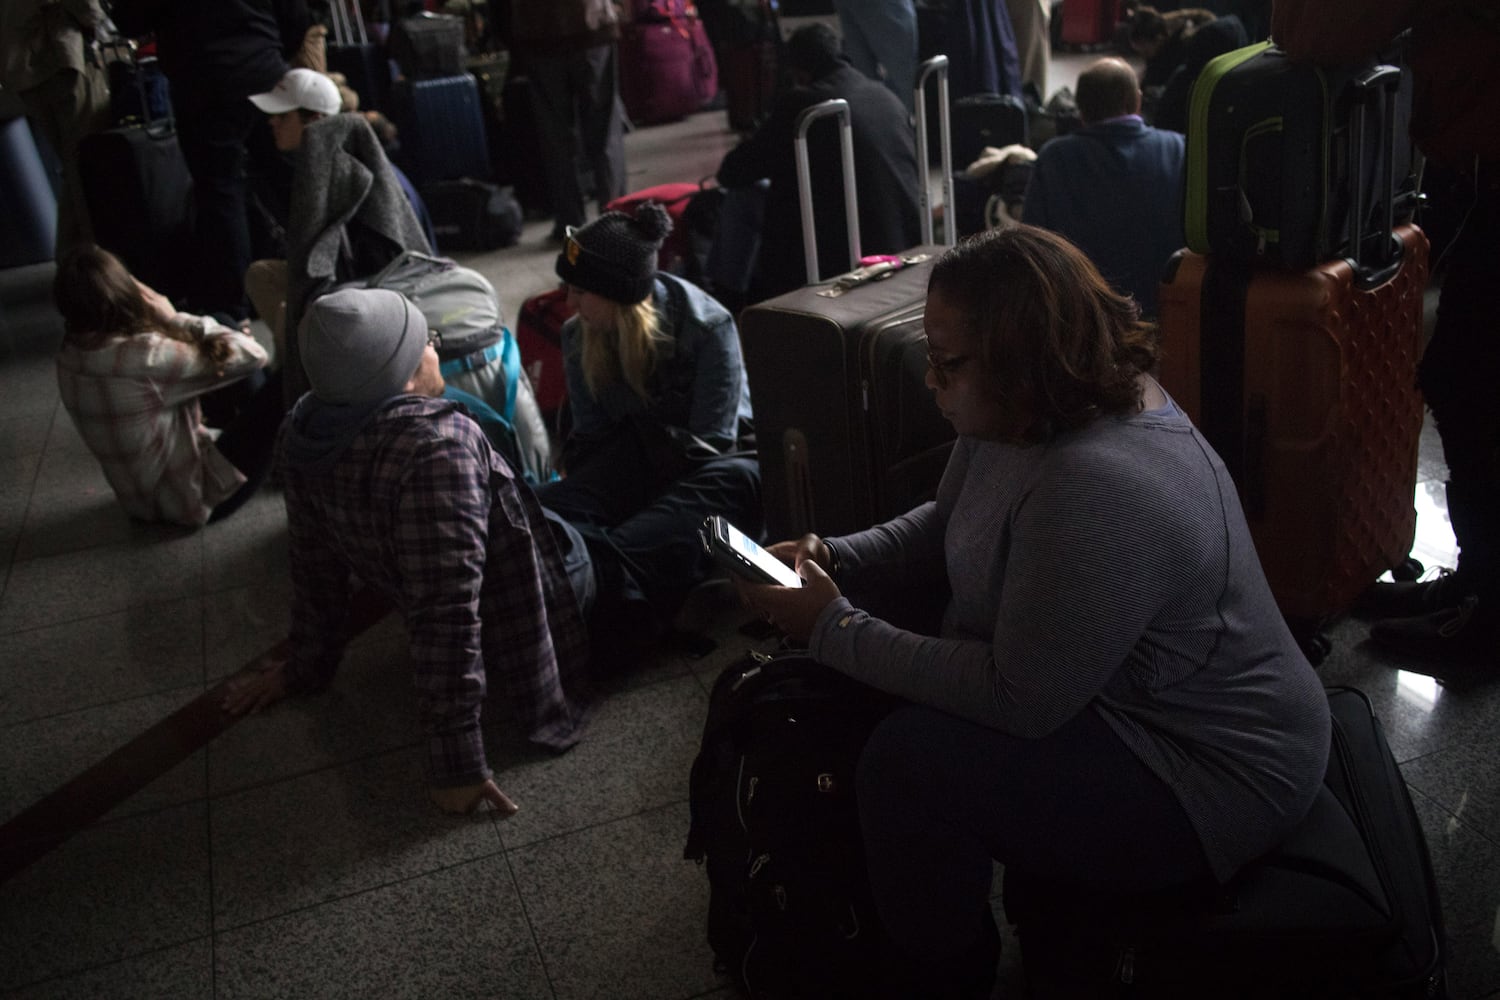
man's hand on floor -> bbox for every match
[430,779,520,818]
[222,656,290,716]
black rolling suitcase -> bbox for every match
[326,0,389,113]
[388,11,467,80]
[683,649,1001,999]
[738,57,955,540]
[1004,686,1446,998]
[1183,39,1415,270]
[389,73,491,187]
[77,63,195,301]
[951,91,1028,168]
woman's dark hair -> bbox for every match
[927,225,1158,445]
[52,244,150,350]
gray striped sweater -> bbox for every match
[811,403,1330,880]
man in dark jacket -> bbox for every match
[716,23,922,303]
[110,0,311,321]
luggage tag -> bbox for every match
[818,253,931,297]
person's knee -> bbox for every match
[857,706,935,807]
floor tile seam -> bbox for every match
[591,664,716,700]
[496,844,562,1000]
[198,571,291,603]
[0,932,215,998]
[0,583,210,637]
[202,738,429,806]
[0,403,55,606]
[0,735,427,838]
[204,781,220,1000]
[0,677,212,732]
[501,795,690,855]
[0,786,215,850]
[1408,783,1500,850]
[207,841,511,937]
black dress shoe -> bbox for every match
[1370,595,1497,664]
[1357,569,1471,619]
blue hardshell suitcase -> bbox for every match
[390,74,491,186]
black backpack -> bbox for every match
[684,650,926,999]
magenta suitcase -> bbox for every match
[619,6,719,124]
[1059,0,1122,47]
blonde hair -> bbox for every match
[579,297,667,400]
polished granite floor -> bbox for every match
[3,56,1499,1000]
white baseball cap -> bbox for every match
[248,68,341,116]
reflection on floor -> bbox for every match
[2,78,1498,1000]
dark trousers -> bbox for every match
[204,368,285,522]
[535,430,761,626]
[1419,169,1500,601]
[175,101,261,320]
[527,43,628,232]
[857,704,1212,962]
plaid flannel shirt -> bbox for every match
[55,317,269,526]
[280,396,591,787]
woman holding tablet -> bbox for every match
[740,225,1330,996]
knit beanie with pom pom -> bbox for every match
[555,201,673,305]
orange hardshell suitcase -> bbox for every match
[1156,223,1429,625]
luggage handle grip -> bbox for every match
[913,55,955,247]
[328,0,351,47]
[794,99,862,285]
[1347,63,1401,282]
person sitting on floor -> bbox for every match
[239,67,430,404]
[224,287,595,815]
[1127,5,1218,91]
[740,225,1331,997]
[1021,57,1186,318]
[713,23,922,306]
[536,202,761,641]
[53,244,282,526]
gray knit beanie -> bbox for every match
[555,202,672,304]
[300,288,427,404]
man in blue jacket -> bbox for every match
[1021,57,1186,318]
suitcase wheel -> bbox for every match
[1390,556,1425,583]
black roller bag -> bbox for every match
[1003,686,1447,998]
[388,11,467,80]
[422,178,522,251]
[77,55,194,302]
[684,650,1000,999]
[1182,38,1414,270]
[326,0,389,113]
[738,60,956,540]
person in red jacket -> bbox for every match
[1274,0,1499,665]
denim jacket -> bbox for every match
[560,273,753,457]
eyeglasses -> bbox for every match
[926,348,973,388]
[427,329,443,350]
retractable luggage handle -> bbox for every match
[328,0,369,47]
[794,99,862,285]
[1347,64,1402,287]
[913,55,955,247]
